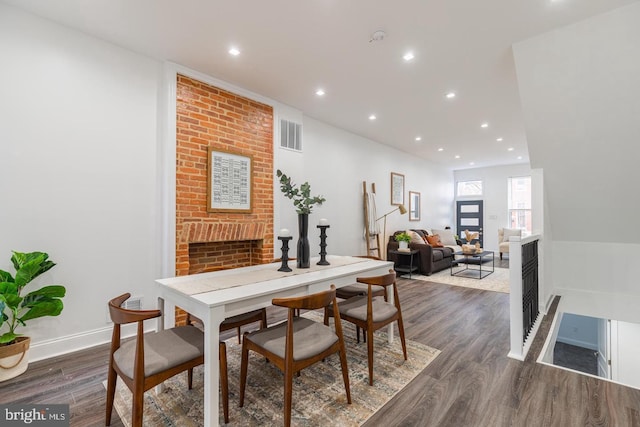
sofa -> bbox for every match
[387,229,461,276]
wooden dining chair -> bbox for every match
[239,285,351,427]
[327,270,407,385]
[187,308,267,424]
[335,256,387,301]
[105,293,204,427]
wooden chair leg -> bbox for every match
[356,326,361,343]
[338,341,352,404]
[220,341,229,424]
[105,366,117,426]
[131,386,144,427]
[188,368,193,389]
[260,308,267,329]
[397,318,408,360]
[500,252,503,260]
[366,327,375,386]
[239,340,249,407]
[284,366,294,427]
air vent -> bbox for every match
[123,296,142,311]
[280,119,302,151]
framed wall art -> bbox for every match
[207,148,253,213]
[409,191,421,221]
[390,172,405,206]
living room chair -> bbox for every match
[327,270,407,386]
[498,228,522,259]
[105,293,204,427]
[239,285,351,427]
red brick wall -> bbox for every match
[175,74,274,322]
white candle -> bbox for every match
[279,228,290,237]
[319,218,329,226]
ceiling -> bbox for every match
[3,0,636,170]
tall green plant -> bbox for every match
[276,170,326,214]
[0,251,65,345]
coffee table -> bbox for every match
[451,250,494,279]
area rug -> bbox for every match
[108,311,440,426]
[404,266,510,293]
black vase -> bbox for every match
[297,213,310,268]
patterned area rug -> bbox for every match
[404,266,510,293]
[108,311,440,426]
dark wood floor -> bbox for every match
[2,272,640,426]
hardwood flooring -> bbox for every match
[2,272,639,427]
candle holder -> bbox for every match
[278,236,293,272]
[317,225,330,265]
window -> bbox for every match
[456,180,483,197]
[508,176,531,234]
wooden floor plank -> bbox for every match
[2,275,640,426]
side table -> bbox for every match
[390,249,419,278]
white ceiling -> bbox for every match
[3,0,636,170]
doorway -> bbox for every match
[456,200,483,246]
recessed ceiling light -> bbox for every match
[415,136,422,141]
[368,114,377,121]
[228,47,240,56]
[480,122,489,128]
[469,162,475,166]
[403,52,415,61]
[437,148,444,152]
[507,147,514,151]
[517,156,523,160]
[315,89,325,96]
[445,92,456,99]
[496,137,503,142]
[455,155,460,159]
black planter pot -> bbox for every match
[297,214,310,268]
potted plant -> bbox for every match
[0,251,65,381]
[276,170,326,268]
[395,232,411,250]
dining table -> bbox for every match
[154,255,394,427]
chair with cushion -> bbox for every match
[105,293,204,427]
[327,270,407,386]
[239,285,351,427]
[335,256,387,301]
[498,228,522,259]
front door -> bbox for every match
[456,200,483,246]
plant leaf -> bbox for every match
[0,332,18,345]
[0,270,14,283]
[23,285,66,300]
[19,300,64,322]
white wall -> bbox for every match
[513,3,640,320]
[454,164,531,252]
[0,4,161,360]
[282,117,454,257]
[514,2,640,244]
[0,4,455,361]
[557,313,598,350]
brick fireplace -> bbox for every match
[175,74,274,322]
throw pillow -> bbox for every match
[406,230,425,245]
[432,229,457,246]
[426,234,443,247]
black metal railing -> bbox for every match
[521,240,539,341]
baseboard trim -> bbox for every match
[29,323,151,362]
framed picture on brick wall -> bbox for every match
[207,148,253,213]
